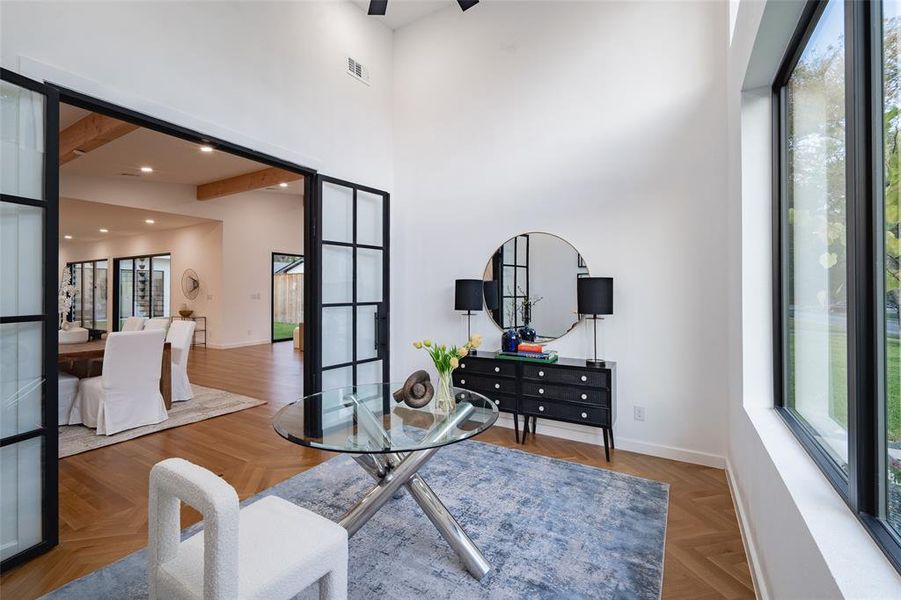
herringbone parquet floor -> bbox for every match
[0,343,755,599]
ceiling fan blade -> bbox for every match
[369,0,388,15]
[457,0,479,11]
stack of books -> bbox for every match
[496,343,559,363]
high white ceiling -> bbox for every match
[58,104,303,195]
[351,0,450,30]
[60,197,218,243]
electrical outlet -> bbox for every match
[633,406,646,422]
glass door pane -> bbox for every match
[313,176,389,393]
[0,71,57,569]
[95,260,108,331]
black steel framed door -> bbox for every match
[305,175,389,394]
[0,68,60,570]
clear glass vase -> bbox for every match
[434,370,456,414]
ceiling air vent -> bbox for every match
[119,172,140,177]
[346,57,370,86]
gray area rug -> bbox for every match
[43,441,669,599]
[59,385,266,458]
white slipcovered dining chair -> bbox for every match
[144,318,171,334]
[148,458,348,600]
[167,320,196,402]
[122,316,147,332]
[58,372,79,425]
[70,329,168,435]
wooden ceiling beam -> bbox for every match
[196,167,303,201]
[59,113,140,165]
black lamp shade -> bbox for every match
[577,277,613,315]
[455,279,483,311]
[483,281,499,311]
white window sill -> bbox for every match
[744,405,901,598]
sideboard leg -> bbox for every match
[531,416,537,435]
[609,428,615,449]
[513,413,520,444]
[602,428,610,462]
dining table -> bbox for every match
[58,339,172,409]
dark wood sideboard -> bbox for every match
[452,352,617,460]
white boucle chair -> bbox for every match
[166,320,196,402]
[71,330,168,435]
[148,458,348,600]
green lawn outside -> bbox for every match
[273,321,296,341]
[788,316,900,442]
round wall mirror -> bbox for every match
[482,232,587,342]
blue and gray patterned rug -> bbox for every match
[43,441,669,599]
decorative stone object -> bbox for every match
[393,370,434,408]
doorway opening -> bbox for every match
[271,253,304,343]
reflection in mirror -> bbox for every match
[482,233,587,342]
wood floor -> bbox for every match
[0,343,755,599]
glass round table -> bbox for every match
[272,383,498,579]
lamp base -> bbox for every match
[585,358,606,368]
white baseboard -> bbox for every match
[207,339,272,350]
[725,457,769,600]
[492,414,725,469]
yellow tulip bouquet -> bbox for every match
[412,334,482,412]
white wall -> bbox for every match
[60,175,302,347]
[392,0,729,465]
[59,220,223,336]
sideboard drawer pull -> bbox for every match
[538,370,545,377]
[494,383,500,389]
[538,405,545,412]
[581,412,588,419]
[581,393,588,400]
[538,388,544,395]
[580,375,587,382]
[460,379,466,385]
[461,363,466,369]
[494,366,500,373]
[495,399,501,406]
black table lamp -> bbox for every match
[455,279,483,341]
[577,277,613,367]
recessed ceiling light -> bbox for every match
[64,234,72,240]
[199,145,214,153]
[279,182,288,188]
[145,219,155,224]
[99,228,109,233]
[140,166,154,173]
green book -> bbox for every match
[495,351,559,364]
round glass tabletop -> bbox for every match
[272,383,499,454]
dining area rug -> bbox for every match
[58,385,266,458]
[43,441,669,599]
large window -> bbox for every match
[775,0,901,570]
[114,253,170,329]
[66,259,108,332]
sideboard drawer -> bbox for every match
[521,381,609,407]
[522,365,608,388]
[521,397,609,427]
[458,358,515,378]
[454,373,516,396]
[454,390,516,413]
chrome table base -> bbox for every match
[337,403,492,580]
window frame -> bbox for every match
[772,0,901,571]
[65,259,109,332]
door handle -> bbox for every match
[374,311,379,351]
